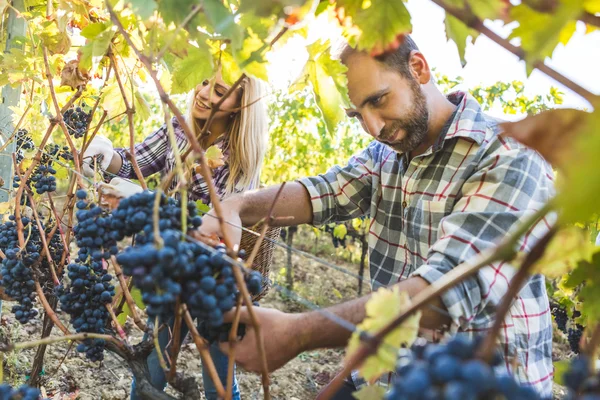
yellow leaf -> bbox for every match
[352,385,386,400]
[205,145,225,169]
[531,227,598,278]
[584,0,600,13]
[0,201,12,214]
[333,224,347,240]
[346,287,421,381]
[332,288,343,299]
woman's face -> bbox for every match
[192,72,242,121]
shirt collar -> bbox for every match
[432,91,488,152]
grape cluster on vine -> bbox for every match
[0,383,44,400]
[386,336,543,400]
[63,106,91,138]
[57,189,115,361]
[15,128,34,164]
[552,303,585,354]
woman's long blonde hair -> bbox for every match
[185,76,269,195]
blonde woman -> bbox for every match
[83,72,269,400]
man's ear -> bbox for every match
[408,51,431,85]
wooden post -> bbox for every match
[0,0,25,318]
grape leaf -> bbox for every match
[333,223,347,240]
[584,0,600,13]
[338,0,412,53]
[233,32,269,81]
[553,360,570,386]
[79,25,115,71]
[205,145,225,169]
[352,385,386,400]
[157,0,200,25]
[509,1,583,66]
[126,0,157,20]
[529,227,599,278]
[39,20,72,55]
[171,43,213,94]
[203,0,243,45]
[293,40,350,134]
[208,41,244,86]
[444,13,478,66]
[346,287,421,381]
[195,200,211,214]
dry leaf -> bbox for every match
[499,108,588,167]
[60,59,90,90]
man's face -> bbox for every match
[344,52,429,153]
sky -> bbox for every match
[267,0,600,118]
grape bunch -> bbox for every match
[45,143,73,162]
[57,262,114,362]
[568,325,584,354]
[63,106,90,138]
[73,190,118,269]
[58,189,116,361]
[0,217,40,324]
[385,336,543,400]
[15,128,34,164]
[0,383,43,400]
[30,165,57,195]
[551,303,568,332]
[551,303,585,354]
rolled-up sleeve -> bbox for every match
[114,124,169,179]
[412,142,555,329]
[298,143,375,226]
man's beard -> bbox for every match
[379,82,429,154]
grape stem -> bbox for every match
[110,255,147,330]
[106,303,127,339]
[108,51,148,189]
[227,296,244,400]
[477,227,556,362]
[317,203,553,400]
[167,300,184,382]
[182,304,227,398]
[153,316,169,374]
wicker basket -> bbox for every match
[239,223,281,301]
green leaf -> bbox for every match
[346,287,421,381]
[210,41,244,86]
[171,43,213,94]
[339,0,412,53]
[233,32,269,81]
[39,21,71,55]
[468,0,506,21]
[293,40,350,134]
[204,0,243,45]
[553,360,570,386]
[126,0,157,20]
[79,26,115,71]
[510,1,583,65]
[352,386,386,400]
[558,106,600,224]
[333,224,347,240]
[80,22,111,39]
[195,200,211,214]
[444,13,478,66]
[157,0,199,25]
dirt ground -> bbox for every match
[0,228,576,399]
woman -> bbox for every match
[83,72,269,400]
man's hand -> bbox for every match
[219,307,305,373]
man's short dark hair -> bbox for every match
[340,35,420,79]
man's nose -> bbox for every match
[362,112,385,139]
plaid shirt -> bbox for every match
[115,117,236,204]
[299,92,555,396]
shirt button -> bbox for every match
[402,201,407,208]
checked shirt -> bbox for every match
[299,91,555,396]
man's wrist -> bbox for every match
[293,312,314,354]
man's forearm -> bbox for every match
[233,182,314,227]
[294,276,451,352]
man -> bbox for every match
[198,36,555,397]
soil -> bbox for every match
[0,227,576,399]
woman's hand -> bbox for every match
[82,136,114,177]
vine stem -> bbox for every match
[182,305,227,399]
[106,304,127,339]
[167,300,183,382]
[108,51,147,189]
[477,228,556,362]
[12,154,60,286]
[317,203,553,400]
[154,317,169,374]
[35,281,69,335]
[41,48,85,188]
[4,333,124,352]
[231,265,271,399]
[81,64,112,155]
[431,0,599,105]
[227,296,243,400]
[46,192,69,275]
[110,255,146,330]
